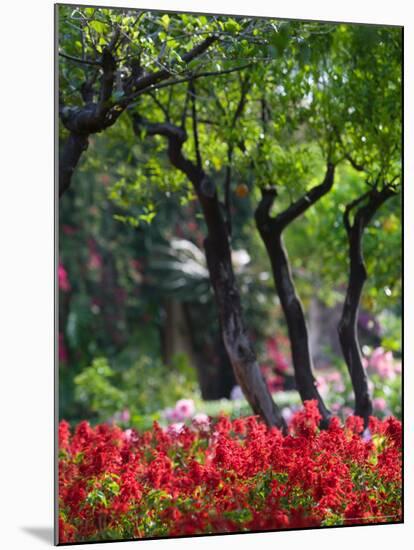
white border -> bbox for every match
[0,1,412,548]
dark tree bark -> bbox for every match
[255,164,335,427]
[338,185,397,426]
[133,116,286,430]
[59,133,90,197]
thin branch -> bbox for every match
[180,82,191,128]
[125,35,218,97]
[107,25,121,51]
[122,63,252,106]
[148,91,170,121]
[272,163,335,231]
[59,51,100,66]
[232,74,251,126]
[190,79,202,169]
[344,152,365,172]
[224,146,234,235]
[334,126,365,172]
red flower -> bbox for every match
[58,407,402,543]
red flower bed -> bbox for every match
[58,401,402,543]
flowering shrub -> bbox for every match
[59,401,402,543]
[163,399,196,423]
[315,347,401,419]
[363,347,402,380]
[74,356,198,429]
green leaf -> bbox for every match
[161,14,170,30]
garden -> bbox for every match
[58,6,402,544]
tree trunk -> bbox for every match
[59,133,89,197]
[338,185,397,426]
[255,165,335,427]
[257,225,331,427]
[337,245,372,422]
[200,190,286,429]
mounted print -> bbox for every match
[56,3,403,545]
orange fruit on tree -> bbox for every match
[235,183,249,198]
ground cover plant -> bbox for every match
[59,401,402,543]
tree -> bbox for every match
[330,25,402,425]
[58,6,252,197]
[130,73,287,429]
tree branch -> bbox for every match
[224,146,233,235]
[273,163,335,231]
[122,63,252,106]
[132,115,200,186]
[255,187,278,231]
[125,35,217,97]
[96,48,117,118]
[343,189,372,235]
[59,51,101,66]
[190,79,202,169]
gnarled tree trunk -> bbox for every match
[338,185,397,426]
[255,164,335,427]
[200,189,285,428]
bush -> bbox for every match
[74,354,199,425]
[59,401,402,543]
[317,347,402,420]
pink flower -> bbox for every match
[373,397,388,412]
[168,422,185,435]
[163,408,176,422]
[362,427,372,442]
[192,413,210,431]
[123,428,138,443]
[174,399,195,420]
[316,376,329,398]
[367,347,398,380]
[58,262,71,292]
[324,372,345,393]
[108,409,131,425]
[281,407,293,422]
[164,407,183,422]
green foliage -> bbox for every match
[74,354,198,423]
[74,358,126,417]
